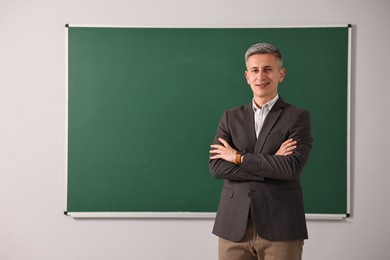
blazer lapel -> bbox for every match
[254,98,286,154]
[243,104,257,154]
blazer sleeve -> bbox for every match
[209,110,266,182]
[240,110,312,180]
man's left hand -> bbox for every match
[209,138,237,163]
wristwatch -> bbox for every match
[234,152,243,165]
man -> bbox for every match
[209,43,312,260]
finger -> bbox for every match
[210,149,225,155]
[209,154,220,160]
[218,138,230,148]
[281,141,296,149]
[280,146,296,154]
[210,146,222,152]
[284,145,297,151]
[282,139,296,146]
[210,144,223,149]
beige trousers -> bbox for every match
[218,218,304,260]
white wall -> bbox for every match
[1,0,389,259]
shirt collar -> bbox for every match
[252,94,279,112]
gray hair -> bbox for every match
[244,43,283,68]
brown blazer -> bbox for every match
[209,97,312,242]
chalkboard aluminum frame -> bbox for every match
[64,24,352,219]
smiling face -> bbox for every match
[245,54,286,107]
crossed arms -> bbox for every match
[210,137,297,163]
[208,110,312,182]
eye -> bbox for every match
[264,67,273,72]
[251,69,259,73]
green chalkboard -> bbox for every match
[66,26,351,217]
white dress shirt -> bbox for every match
[253,95,279,138]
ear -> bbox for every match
[244,70,250,84]
[278,68,286,83]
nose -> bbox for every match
[257,70,266,81]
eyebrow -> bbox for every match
[249,65,273,70]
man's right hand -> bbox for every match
[275,138,297,156]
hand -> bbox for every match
[209,138,237,163]
[275,138,297,156]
